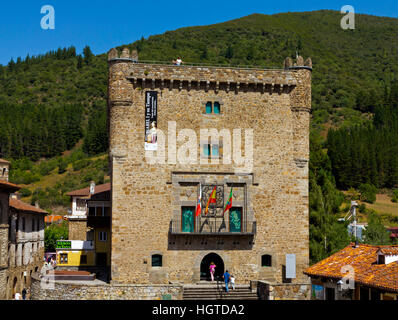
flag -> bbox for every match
[195,183,202,217]
[205,186,217,215]
[223,187,233,214]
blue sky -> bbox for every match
[0,0,396,65]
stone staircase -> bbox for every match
[183,282,259,300]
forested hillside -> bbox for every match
[1,10,398,263]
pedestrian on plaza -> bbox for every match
[14,292,21,300]
[223,270,231,292]
[22,288,26,300]
[230,275,235,290]
[209,262,216,282]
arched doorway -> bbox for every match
[200,253,224,281]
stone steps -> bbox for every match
[183,283,259,300]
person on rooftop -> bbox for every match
[173,57,183,66]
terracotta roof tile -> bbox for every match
[378,247,398,256]
[304,243,398,293]
[44,215,65,223]
[9,198,47,214]
[66,182,110,196]
[0,158,10,164]
[0,180,20,192]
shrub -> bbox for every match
[392,189,398,203]
[359,183,377,204]
[58,159,68,174]
[19,188,32,197]
[73,159,91,171]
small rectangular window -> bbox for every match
[80,255,87,265]
[99,231,107,242]
[212,145,219,157]
[205,102,212,114]
[203,144,211,156]
[60,254,68,264]
[152,254,163,267]
[213,102,220,114]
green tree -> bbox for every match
[44,221,69,252]
[359,183,377,204]
[363,212,391,245]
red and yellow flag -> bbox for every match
[205,186,217,215]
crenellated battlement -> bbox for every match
[107,47,314,95]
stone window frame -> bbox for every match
[149,250,165,269]
[261,254,272,267]
[170,172,255,232]
[200,141,223,160]
[202,98,224,116]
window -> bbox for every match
[203,144,211,157]
[96,207,104,217]
[202,144,222,159]
[76,199,86,211]
[181,207,195,233]
[98,231,107,242]
[212,144,219,157]
[88,207,96,216]
[60,254,68,264]
[80,255,87,265]
[229,207,242,232]
[213,102,220,114]
[152,254,162,267]
[204,101,221,115]
[22,217,25,232]
[261,255,272,267]
[206,101,212,114]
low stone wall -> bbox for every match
[258,280,311,300]
[30,273,183,300]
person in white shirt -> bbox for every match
[173,57,183,66]
[14,292,21,300]
[230,275,235,290]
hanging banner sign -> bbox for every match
[144,91,158,151]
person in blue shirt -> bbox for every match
[223,270,231,292]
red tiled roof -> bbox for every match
[0,158,10,164]
[66,183,110,196]
[9,198,47,214]
[44,215,65,223]
[304,243,398,293]
[0,180,20,192]
[378,247,398,256]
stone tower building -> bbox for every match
[108,48,312,289]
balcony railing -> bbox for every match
[169,217,256,236]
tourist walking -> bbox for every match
[209,262,216,282]
[230,275,235,290]
[223,270,231,292]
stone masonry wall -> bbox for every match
[108,48,311,288]
[30,274,183,300]
[258,280,311,300]
[68,220,87,240]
